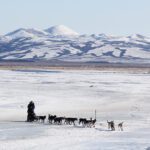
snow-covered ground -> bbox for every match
[0,69,150,150]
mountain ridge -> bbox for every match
[0,25,150,64]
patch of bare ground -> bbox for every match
[0,61,150,73]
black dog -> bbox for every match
[65,118,78,125]
[54,117,65,125]
[79,118,87,125]
[48,114,57,124]
[35,116,46,123]
[85,119,96,127]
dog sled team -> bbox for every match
[27,101,124,131]
[48,115,96,128]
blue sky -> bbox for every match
[0,0,150,36]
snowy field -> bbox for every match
[0,69,150,150]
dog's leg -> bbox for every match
[121,126,123,131]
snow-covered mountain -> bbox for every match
[45,25,79,37]
[5,28,48,39]
[1,25,150,64]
